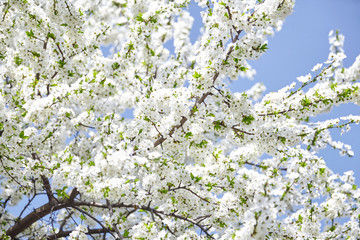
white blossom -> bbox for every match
[0,0,359,239]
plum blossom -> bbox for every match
[0,0,359,239]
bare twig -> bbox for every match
[168,185,211,203]
[244,161,287,171]
[72,206,117,239]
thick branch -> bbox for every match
[41,175,55,202]
[6,187,78,238]
[6,201,69,238]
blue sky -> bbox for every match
[245,0,360,184]
[191,0,360,183]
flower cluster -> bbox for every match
[0,0,359,239]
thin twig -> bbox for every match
[0,155,23,187]
[72,206,117,239]
[168,186,211,203]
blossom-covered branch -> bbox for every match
[0,0,359,239]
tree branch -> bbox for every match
[46,228,115,240]
[0,155,23,187]
[153,23,242,148]
[6,201,69,238]
[72,206,117,239]
[168,185,211,203]
[6,187,78,238]
[41,175,55,202]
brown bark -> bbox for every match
[46,228,112,239]
[6,187,78,239]
[6,201,69,238]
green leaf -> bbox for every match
[213,120,224,131]
[242,115,255,125]
[112,62,120,70]
[158,188,168,194]
[197,140,208,148]
[185,132,193,139]
[102,186,110,197]
[28,13,36,20]
[26,29,35,38]
[193,71,202,79]
[238,66,247,72]
[299,161,307,167]
[56,186,69,199]
[317,168,325,175]
[47,32,56,40]
[56,60,66,68]
[301,96,311,107]
[31,51,40,58]
[14,56,23,66]
[298,214,303,224]
[278,136,286,144]
[226,175,235,187]
[260,43,268,52]
[68,71,74,77]
[150,48,155,56]
[190,172,202,182]
[19,131,29,139]
[136,12,144,22]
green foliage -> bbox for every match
[242,115,255,125]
